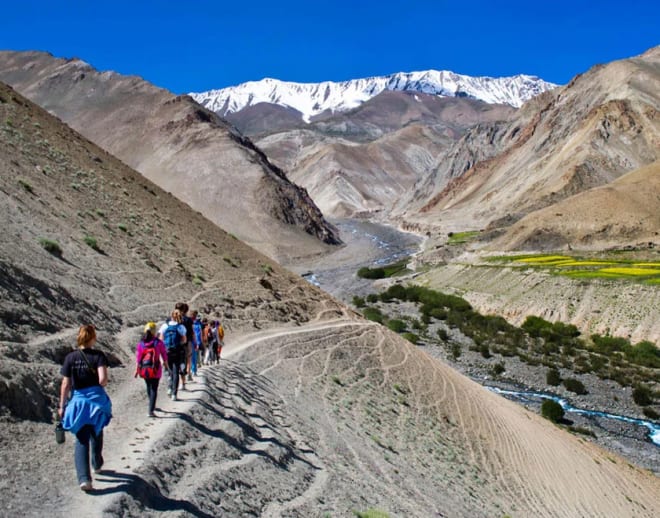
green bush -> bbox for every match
[562,378,587,395]
[546,368,562,386]
[381,283,408,301]
[366,293,379,303]
[541,399,565,423]
[642,407,659,420]
[362,307,384,324]
[401,333,419,344]
[490,362,505,376]
[632,385,653,406]
[39,238,62,256]
[357,266,385,279]
[83,235,100,251]
[352,296,366,308]
[386,319,407,333]
[591,334,630,355]
[624,340,660,368]
[437,328,449,341]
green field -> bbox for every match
[488,254,660,285]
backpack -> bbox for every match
[163,322,182,351]
[138,341,160,379]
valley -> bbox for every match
[0,41,659,517]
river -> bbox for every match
[488,387,660,447]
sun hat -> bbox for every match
[144,321,157,334]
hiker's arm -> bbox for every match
[98,365,108,387]
[58,377,71,418]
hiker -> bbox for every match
[175,302,196,384]
[134,322,168,417]
[204,319,216,365]
[191,310,203,375]
[58,324,112,491]
[215,320,225,362]
[158,309,187,401]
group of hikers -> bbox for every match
[57,302,224,491]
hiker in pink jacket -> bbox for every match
[134,322,168,417]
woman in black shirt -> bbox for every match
[59,325,112,491]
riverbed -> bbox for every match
[296,218,423,302]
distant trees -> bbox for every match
[546,368,562,386]
[632,385,653,406]
[562,378,587,395]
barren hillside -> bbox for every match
[1,83,659,517]
[0,51,340,263]
[491,160,660,251]
[254,92,514,218]
[399,46,660,247]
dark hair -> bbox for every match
[175,302,189,313]
[142,329,155,341]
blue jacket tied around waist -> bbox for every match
[62,385,112,435]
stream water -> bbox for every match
[488,387,660,447]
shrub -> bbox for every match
[563,378,587,395]
[362,307,384,324]
[366,294,379,304]
[642,407,659,420]
[624,340,660,368]
[352,296,366,308]
[541,399,565,423]
[490,362,506,376]
[632,385,653,406]
[450,342,461,360]
[117,223,128,232]
[401,333,419,344]
[546,368,562,386]
[18,179,34,194]
[83,235,100,251]
[39,238,62,256]
[357,266,385,279]
[591,334,630,355]
[386,319,407,333]
[381,283,407,301]
[354,509,390,518]
[437,328,449,341]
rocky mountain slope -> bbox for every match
[255,92,515,217]
[398,46,660,248]
[191,69,557,122]
[491,160,660,251]
[2,81,659,517]
[0,51,340,263]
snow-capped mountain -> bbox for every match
[190,71,558,122]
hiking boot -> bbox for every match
[167,387,172,396]
[187,375,193,382]
[148,412,156,418]
[171,394,177,401]
[80,481,93,491]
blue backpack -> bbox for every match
[163,323,182,351]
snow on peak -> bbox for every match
[190,70,558,122]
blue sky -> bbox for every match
[2,1,658,93]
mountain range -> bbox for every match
[190,70,558,122]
